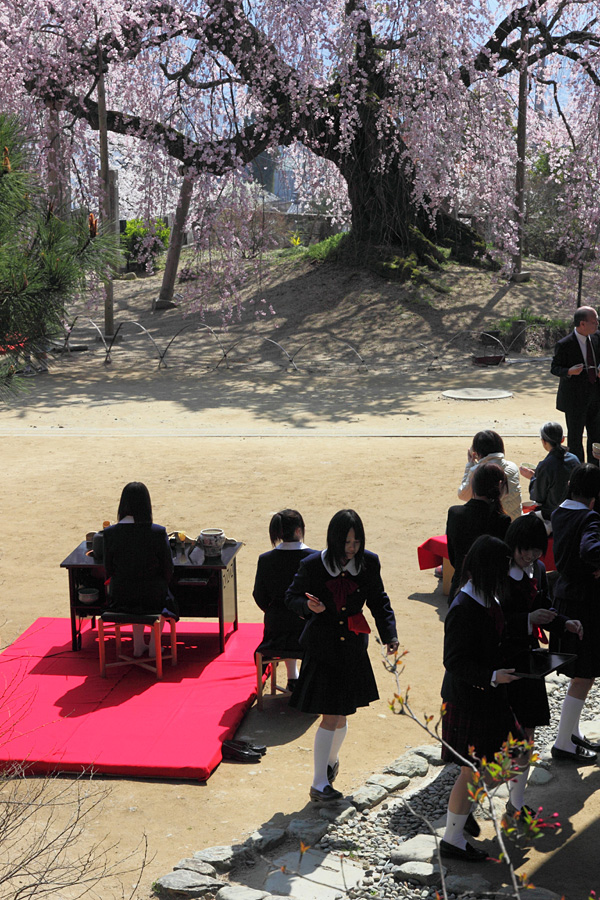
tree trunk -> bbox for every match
[337,111,485,263]
[155,173,194,310]
[341,152,485,264]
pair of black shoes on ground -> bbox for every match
[221,739,267,763]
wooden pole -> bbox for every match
[97,42,115,338]
[513,22,529,276]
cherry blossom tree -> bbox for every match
[2,1,600,288]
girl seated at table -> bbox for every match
[253,509,315,691]
[104,482,175,657]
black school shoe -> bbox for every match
[439,839,488,862]
[309,784,343,802]
[551,744,597,763]
[221,740,263,762]
[234,738,267,756]
[572,734,600,753]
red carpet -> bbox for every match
[0,618,263,781]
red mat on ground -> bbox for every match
[0,618,263,781]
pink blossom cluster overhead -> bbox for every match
[1,0,600,306]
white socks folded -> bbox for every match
[312,724,348,791]
[554,694,585,752]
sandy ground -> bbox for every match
[1,260,598,899]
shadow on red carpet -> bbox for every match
[0,617,263,781]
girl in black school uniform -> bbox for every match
[285,509,398,803]
[104,481,175,658]
[253,508,315,691]
[502,515,583,818]
[550,463,600,762]
[446,462,511,603]
[441,535,523,862]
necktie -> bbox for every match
[587,337,597,384]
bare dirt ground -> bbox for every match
[1,255,598,899]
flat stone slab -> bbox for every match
[412,744,444,766]
[242,827,286,853]
[174,858,218,876]
[446,873,492,894]
[442,388,513,400]
[393,861,445,885]
[193,846,238,872]
[384,753,429,778]
[350,783,388,810]
[495,887,561,900]
[154,869,225,898]
[216,887,270,900]
[390,834,437,863]
[264,848,363,899]
[319,804,356,823]
[285,817,329,844]
[366,773,410,792]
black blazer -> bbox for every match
[441,591,508,714]
[501,560,568,657]
[551,331,600,413]
[550,506,600,609]
[446,499,510,601]
[285,550,397,664]
[104,522,174,614]
[529,449,579,519]
[253,546,315,654]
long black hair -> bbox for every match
[269,509,305,546]
[472,462,508,516]
[325,508,365,571]
[460,534,510,606]
[117,482,153,524]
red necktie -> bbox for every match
[587,337,597,383]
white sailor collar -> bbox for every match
[462,579,500,608]
[509,562,534,581]
[321,549,359,577]
[275,541,309,550]
[560,499,590,510]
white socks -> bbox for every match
[328,723,348,767]
[285,659,299,680]
[313,727,335,791]
[555,694,585,752]
[132,624,147,657]
[508,766,529,811]
[443,811,468,850]
[148,620,164,659]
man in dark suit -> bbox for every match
[551,306,600,464]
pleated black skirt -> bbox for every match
[289,648,379,716]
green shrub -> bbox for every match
[121,218,170,267]
[496,306,570,337]
[307,231,348,261]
